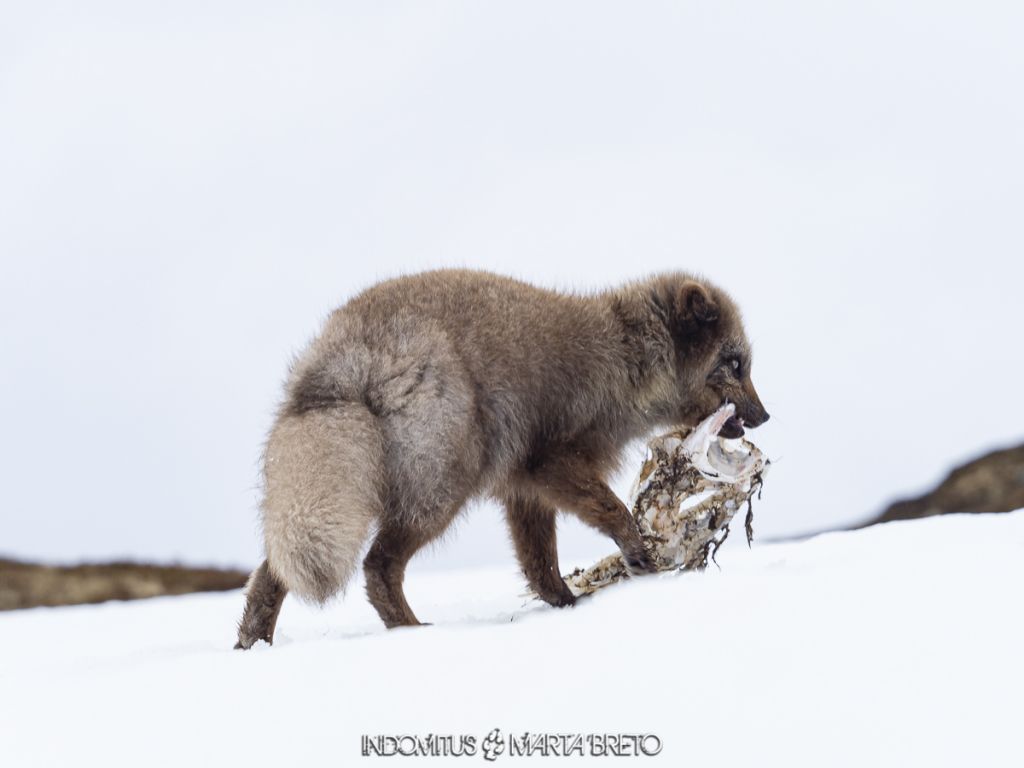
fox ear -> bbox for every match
[675,280,719,325]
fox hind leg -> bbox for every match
[235,560,288,649]
[363,490,473,629]
[363,523,433,628]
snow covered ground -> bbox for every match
[3,511,1022,767]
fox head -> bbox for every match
[663,277,770,439]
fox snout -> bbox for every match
[737,378,770,428]
[740,399,770,428]
[719,379,769,438]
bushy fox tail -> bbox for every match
[260,404,384,604]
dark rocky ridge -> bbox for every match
[858,443,1024,527]
[0,559,248,611]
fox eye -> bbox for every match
[730,358,741,373]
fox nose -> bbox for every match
[745,408,770,428]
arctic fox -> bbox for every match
[235,270,768,648]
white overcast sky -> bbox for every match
[1,1,1022,569]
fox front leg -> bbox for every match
[526,455,658,576]
[503,494,577,607]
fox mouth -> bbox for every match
[718,415,745,439]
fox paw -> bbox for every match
[537,583,577,608]
[234,633,271,651]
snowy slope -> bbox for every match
[2,512,1022,767]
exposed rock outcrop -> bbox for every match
[0,559,248,610]
[859,444,1024,527]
